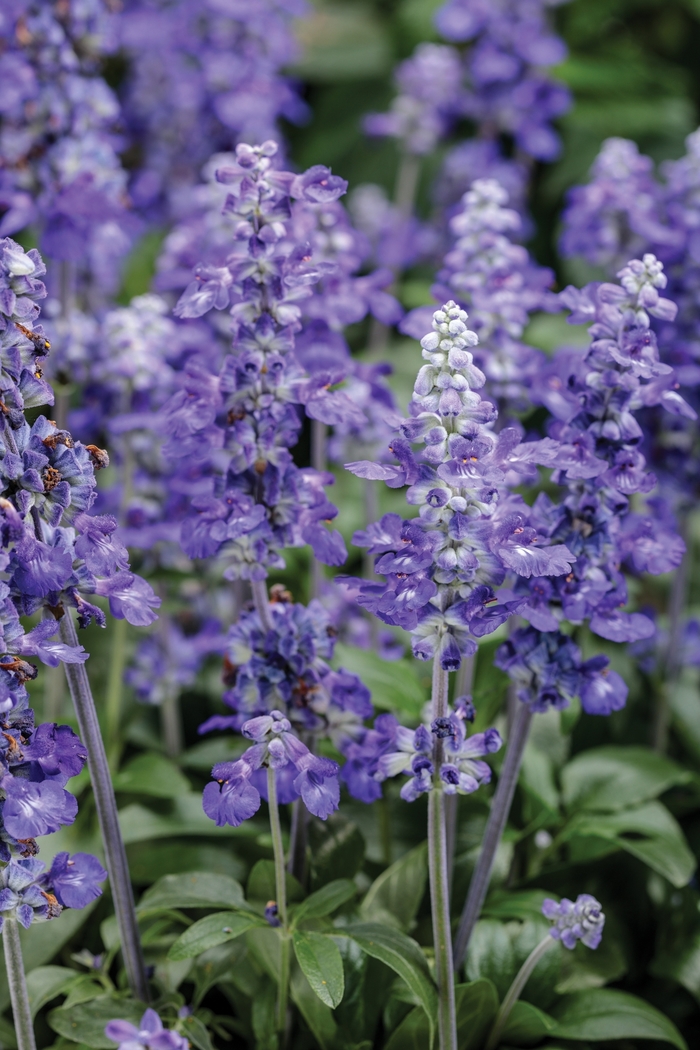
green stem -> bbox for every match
[485,936,555,1050]
[429,659,457,1050]
[106,616,128,768]
[3,920,36,1050]
[268,766,290,1037]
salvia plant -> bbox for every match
[0,1,699,1050]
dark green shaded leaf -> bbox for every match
[464,920,516,999]
[112,752,191,798]
[309,815,366,889]
[333,644,427,718]
[292,931,345,1008]
[49,996,144,1049]
[563,802,695,887]
[291,967,337,1050]
[247,859,304,903]
[384,979,498,1050]
[120,797,257,844]
[293,879,356,925]
[344,924,437,1042]
[26,966,79,1019]
[551,988,688,1048]
[168,911,265,960]
[500,1001,557,1046]
[138,871,248,913]
[360,843,427,931]
[562,747,691,813]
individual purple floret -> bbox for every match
[199,593,372,753]
[202,710,340,826]
[542,894,605,950]
[105,1008,189,1050]
[0,852,106,930]
[375,707,502,802]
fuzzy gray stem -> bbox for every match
[453,701,533,969]
[485,936,554,1050]
[58,612,149,1002]
[3,920,36,1050]
[653,516,691,752]
[429,659,457,1050]
[445,654,475,893]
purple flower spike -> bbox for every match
[291,166,348,203]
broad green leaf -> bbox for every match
[651,929,700,1001]
[180,1014,214,1050]
[251,978,278,1050]
[333,643,428,718]
[127,841,244,885]
[293,879,356,926]
[247,859,304,903]
[112,752,191,798]
[26,966,79,1019]
[464,920,516,999]
[556,934,627,994]
[500,1001,557,1046]
[384,979,498,1050]
[562,747,691,813]
[168,911,264,960]
[291,967,337,1050]
[482,891,551,922]
[246,926,282,983]
[292,931,345,1008]
[521,746,559,813]
[309,815,366,889]
[551,988,688,1048]
[138,871,247,913]
[49,996,144,1049]
[344,924,437,1042]
[563,802,695,887]
[119,796,257,843]
[360,843,427,931]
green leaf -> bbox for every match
[119,796,258,843]
[26,966,79,1019]
[180,1014,215,1050]
[292,931,345,1008]
[464,920,516,999]
[138,871,248,913]
[49,996,145,1049]
[360,843,427,931]
[384,979,498,1050]
[309,815,366,889]
[333,644,428,718]
[247,859,304,904]
[293,879,356,926]
[521,746,559,814]
[551,988,688,1048]
[168,911,264,960]
[500,1001,557,1046]
[561,746,691,813]
[112,752,191,798]
[563,801,695,887]
[456,979,500,1050]
[556,934,627,994]
[291,966,337,1050]
[344,924,437,1042]
[482,891,551,922]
